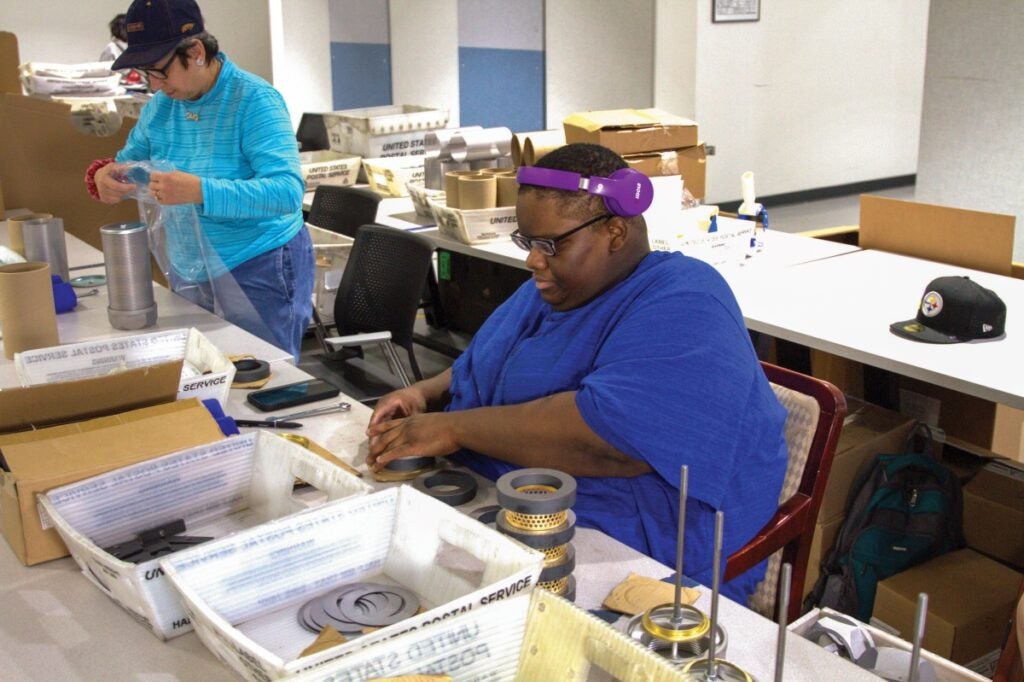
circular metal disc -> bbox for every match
[336,583,420,628]
[70,274,107,288]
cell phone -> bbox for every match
[246,378,341,412]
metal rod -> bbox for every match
[269,401,351,422]
[671,464,689,661]
[706,510,724,680]
[908,592,928,682]
[774,562,792,682]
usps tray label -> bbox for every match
[16,329,189,384]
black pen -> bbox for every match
[233,419,304,429]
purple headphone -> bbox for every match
[516,166,654,217]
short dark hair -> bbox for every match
[172,31,220,68]
[110,13,128,42]
[523,143,629,219]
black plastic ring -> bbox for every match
[538,543,576,582]
[472,505,501,526]
[413,469,478,506]
[496,468,576,514]
[232,358,270,383]
[385,455,434,472]
[495,509,576,548]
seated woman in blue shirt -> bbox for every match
[366,143,788,602]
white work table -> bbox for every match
[733,248,1024,410]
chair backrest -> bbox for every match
[308,185,382,239]
[296,112,329,152]
[333,224,434,355]
[726,361,846,622]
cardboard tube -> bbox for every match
[6,212,52,258]
[496,174,519,207]
[523,130,566,165]
[458,174,497,210]
[0,261,59,359]
[444,170,481,209]
[511,133,528,166]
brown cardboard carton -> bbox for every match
[563,109,698,155]
[0,32,19,95]
[803,515,844,601]
[623,143,707,199]
[872,549,1023,665]
[963,461,1024,570]
[818,397,917,523]
[0,93,139,252]
[0,398,225,565]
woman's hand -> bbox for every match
[94,163,137,204]
[365,412,460,472]
[149,170,203,205]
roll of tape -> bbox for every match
[232,358,270,383]
[413,469,479,506]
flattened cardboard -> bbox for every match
[872,549,1023,665]
[623,143,707,199]
[0,399,224,565]
[563,109,698,155]
[963,462,1024,570]
[0,360,183,433]
[803,515,844,601]
[0,93,139,252]
[859,195,1015,276]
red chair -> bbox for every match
[725,361,847,623]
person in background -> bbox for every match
[365,143,789,602]
[99,13,128,62]
[85,0,313,359]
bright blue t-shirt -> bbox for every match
[450,250,788,602]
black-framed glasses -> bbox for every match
[139,50,178,80]
[510,213,612,256]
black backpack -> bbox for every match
[805,424,965,621]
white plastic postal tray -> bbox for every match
[649,208,755,267]
[362,156,425,197]
[324,105,449,158]
[427,197,517,245]
[38,431,372,640]
[289,587,685,682]
[160,485,544,680]
[299,150,362,191]
[14,327,236,406]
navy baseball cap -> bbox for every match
[112,0,205,71]
[890,275,1007,344]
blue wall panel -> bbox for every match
[458,47,544,133]
[331,42,392,110]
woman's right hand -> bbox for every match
[94,163,136,204]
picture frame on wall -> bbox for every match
[712,0,760,23]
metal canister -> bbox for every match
[101,222,157,329]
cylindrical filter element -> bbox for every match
[22,216,69,282]
[101,222,157,330]
[470,158,500,171]
[458,174,497,210]
[423,157,444,191]
[0,262,60,359]
[449,127,513,162]
[424,126,482,160]
[6,212,52,257]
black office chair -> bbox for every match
[296,112,329,152]
[308,185,382,239]
[319,224,435,385]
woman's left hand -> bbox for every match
[365,413,460,472]
[148,170,203,205]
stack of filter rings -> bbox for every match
[494,468,577,602]
[624,604,729,669]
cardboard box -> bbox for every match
[872,549,1023,666]
[803,515,845,602]
[624,143,707,199]
[298,150,361,191]
[161,485,545,680]
[362,156,425,197]
[307,224,352,326]
[563,108,698,155]
[962,461,1024,570]
[289,589,683,682]
[0,399,224,565]
[429,197,518,245]
[792,606,990,681]
[39,431,373,639]
[899,376,1024,462]
[0,92,139,252]
[13,327,236,407]
[817,397,917,523]
[324,104,448,159]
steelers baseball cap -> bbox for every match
[890,275,1007,344]
[112,0,204,71]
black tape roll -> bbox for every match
[496,468,576,514]
[232,358,270,383]
[495,509,576,548]
[413,469,478,506]
[538,543,576,582]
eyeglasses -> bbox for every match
[140,51,178,80]
[510,213,612,256]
